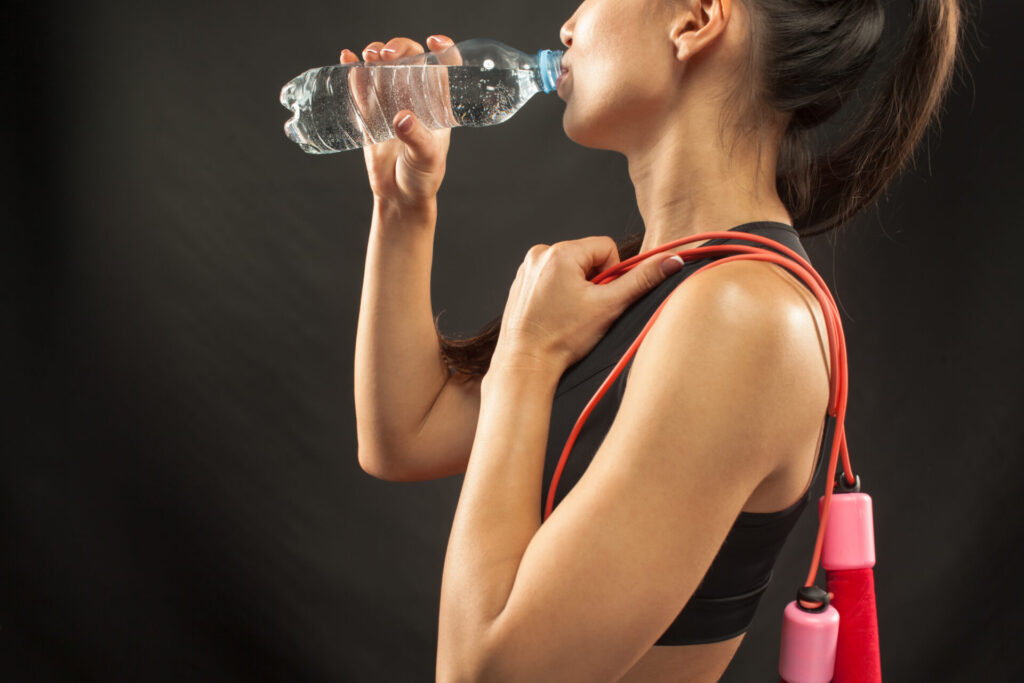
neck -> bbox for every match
[627,124,793,257]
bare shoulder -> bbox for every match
[625,257,832,466]
[673,257,831,375]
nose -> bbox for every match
[559,20,572,48]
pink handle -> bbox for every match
[819,492,875,570]
[779,600,839,683]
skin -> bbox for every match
[435,239,830,681]
[441,2,827,679]
[557,0,794,255]
[346,3,831,680]
[340,35,459,208]
[426,0,835,665]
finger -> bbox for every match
[362,41,386,62]
[355,41,397,137]
[568,236,621,280]
[426,35,450,50]
[380,37,426,59]
[606,251,681,303]
[342,48,368,123]
[348,63,374,135]
[427,34,462,66]
[347,46,380,134]
[391,110,438,171]
[421,34,462,66]
[424,35,460,123]
[374,39,425,128]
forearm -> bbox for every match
[354,197,448,470]
[437,357,561,680]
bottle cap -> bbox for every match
[537,49,564,93]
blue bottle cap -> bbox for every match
[537,49,565,93]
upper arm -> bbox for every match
[383,370,483,482]
[474,260,829,681]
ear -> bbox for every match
[670,0,732,62]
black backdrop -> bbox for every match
[4,1,1020,681]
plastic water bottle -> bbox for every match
[279,38,564,154]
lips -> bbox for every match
[556,65,569,89]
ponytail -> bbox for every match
[788,0,967,236]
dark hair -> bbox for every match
[435,0,967,378]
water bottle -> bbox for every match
[279,38,565,154]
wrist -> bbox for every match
[372,195,437,227]
[483,349,564,397]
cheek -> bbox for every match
[565,60,667,134]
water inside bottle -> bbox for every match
[280,62,543,153]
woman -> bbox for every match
[351,0,963,680]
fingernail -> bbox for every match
[380,47,396,56]
[397,114,413,133]
[660,254,685,277]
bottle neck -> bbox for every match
[536,50,564,94]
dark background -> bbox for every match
[4,0,1020,680]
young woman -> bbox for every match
[351,1,963,680]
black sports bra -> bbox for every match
[540,221,830,646]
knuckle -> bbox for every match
[399,148,436,178]
[635,269,657,291]
[526,244,548,259]
[549,242,571,257]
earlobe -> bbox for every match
[675,39,690,62]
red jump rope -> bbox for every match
[542,231,880,682]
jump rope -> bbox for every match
[541,231,880,682]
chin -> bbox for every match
[561,105,627,155]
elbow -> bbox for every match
[437,653,490,683]
[435,660,471,683]
[356,421,417,481]
[357,445,399,482]
[436,620,499,683]
[435,644,473,683]
[437,628,509,683]
[454,655,520,683]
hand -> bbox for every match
[341,35,463,210]
[492,237,686,376]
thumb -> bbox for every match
[607,252,685,303]
[393,110,433,161]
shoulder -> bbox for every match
[621,257,830,465]
[656,257,826,361]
